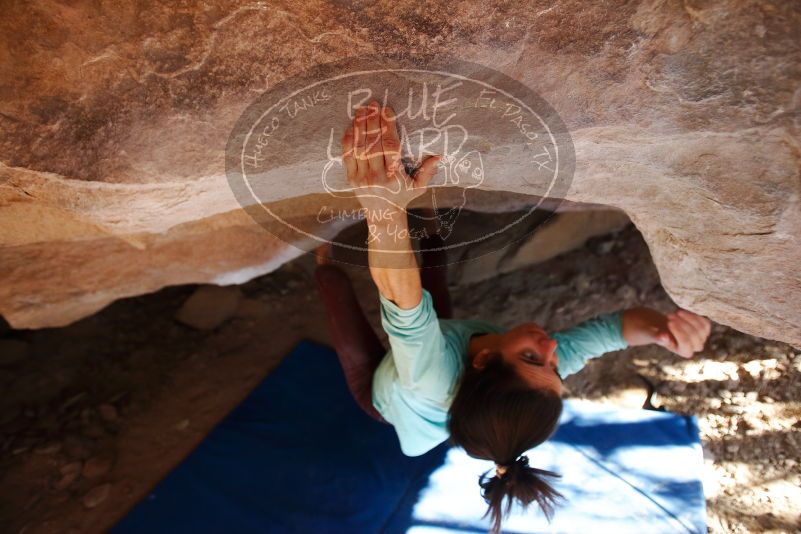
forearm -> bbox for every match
[367,209,422,310]
[621,307,667,347]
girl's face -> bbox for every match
[473,323,562,395]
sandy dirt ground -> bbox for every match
[0,222,799,533]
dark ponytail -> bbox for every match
[448,353,564,534]
[479,455,562,533]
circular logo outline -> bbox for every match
[226,55,574,262]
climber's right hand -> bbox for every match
[662,309,712,359]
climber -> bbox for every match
[314,101,712,534]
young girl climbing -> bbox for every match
[315,101,712,533]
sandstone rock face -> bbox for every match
[1,1,800,345]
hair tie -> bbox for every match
[495,455,531,478]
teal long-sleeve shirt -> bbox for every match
[371,289,628,456]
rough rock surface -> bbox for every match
[1,1,800,344]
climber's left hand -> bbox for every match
[343,101,440,216]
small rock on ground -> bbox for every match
[174,286,242,330]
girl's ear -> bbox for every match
[472,348,493,370]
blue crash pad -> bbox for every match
[114,340,706,533]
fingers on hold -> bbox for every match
[667,316,694,357]
[381,105,402,173]
[342,127,357,182]
[354,108,366,151]
[365,102,381,140]
[342,126,354,153]
[677,309,698,326]
[380,104,397,125]
[679,310,713,341]
[353,108,368,181]
[674,315,705,355]
[676,311,709,351]
[342,126,356,173]
[380,105,399,141]
[365,101,385,176]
